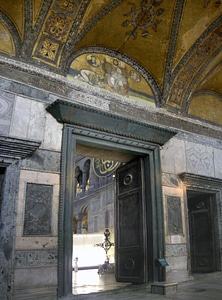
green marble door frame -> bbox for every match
[46,99,177,297]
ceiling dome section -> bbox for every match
[0,0,221,126]
[0,22,15,55]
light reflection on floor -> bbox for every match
[72,269,130,295]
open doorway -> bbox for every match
[58,126,166,297]
[72,142,147,294]
[47,99,176,297]
[187,190,217,273]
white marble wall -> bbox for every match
[161,134,222,282]
[9,95,62,296]
[161,135,222,179]
[7,94,62,151]
[3,90,222,292]
[10,94,62,249]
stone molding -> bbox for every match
[47,99,177,146]
[179,173,222,190]
[0,135,41,161]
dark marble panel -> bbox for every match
[167,196,183,235]
[23,183,53,236]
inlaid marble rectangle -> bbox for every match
[167,196,183,235]
[23,183,53,236]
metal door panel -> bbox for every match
[115,158,146,283]
[188,196,215,273]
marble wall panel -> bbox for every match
[160,137,186,174]
[213,148,222,179]
[185,142,214,177]
[14,266,57,287]
[21,149,61,173]
[166,267,190,282]
[42,112,62,152]
[0,90,15,135]
[162,186,186,245]
[167,196,183,235]
[166,256,187,270]
[15,170,59,250]
[10,96,31,138]
[28,100,46,141]
[23,183,53,236]
[166,255,190,282]
[9,96,46,142]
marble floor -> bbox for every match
[71,271,222,300]
[72,269,130,295]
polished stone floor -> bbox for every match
[72,271,222,300]
[73,269,129,295]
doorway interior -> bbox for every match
[72,149,132,295]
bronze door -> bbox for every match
[188,195,216,273]
[115,158,146,283]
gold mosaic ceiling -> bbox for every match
[0,0,222,125]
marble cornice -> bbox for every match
[47,99,177,146]
[0,135,41,161]
[179,173,222,190]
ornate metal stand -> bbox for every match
[95,228,114,256]
[95,229,115,274]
